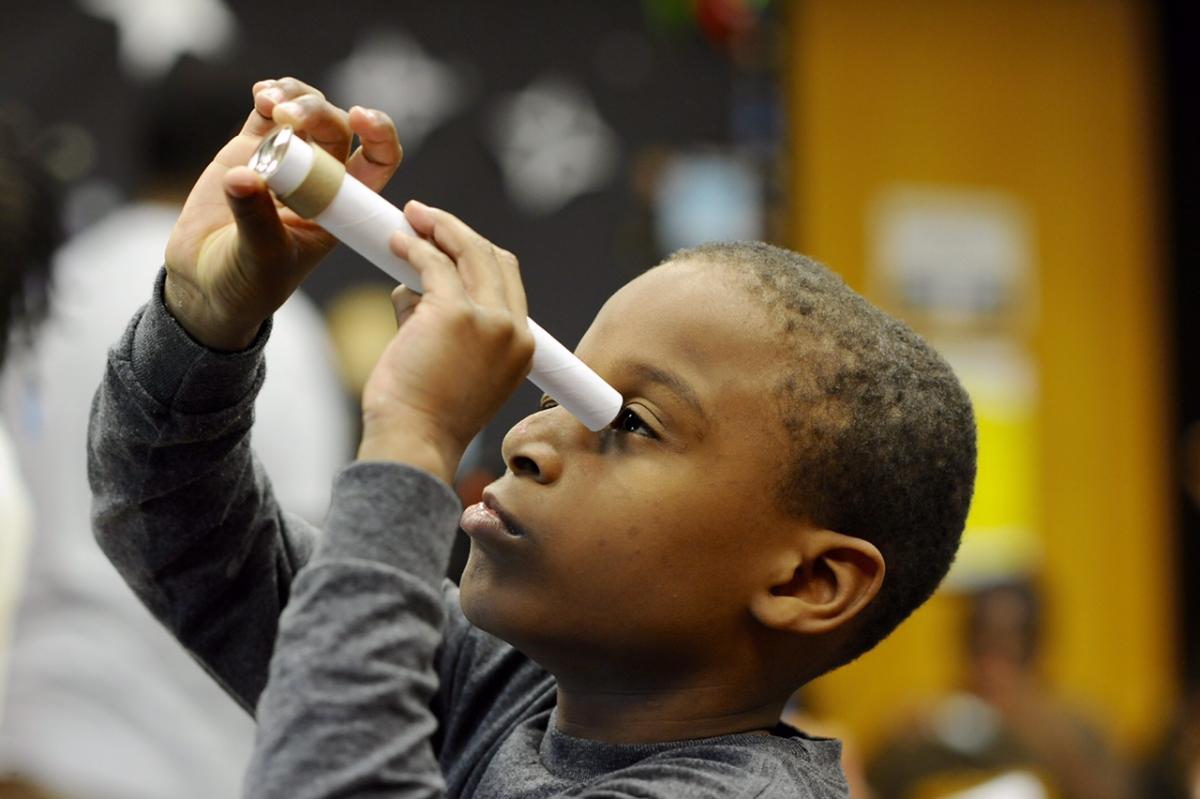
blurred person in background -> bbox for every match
[866,579,1134,799]
[0,107,61,734]
[0,774,65,799]
[1139,428,1200,799]
[1140,688,1200,799]
[0,61,352,799]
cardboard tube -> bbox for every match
[279,144,344,219]
[248,126,622,431]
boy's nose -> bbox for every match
[501,412,570,484]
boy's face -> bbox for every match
[459,258,802,678]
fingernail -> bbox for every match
[407,199,430,213]
[276,101,303,119]
[261,88,284,103]
[393,286,418,309]
[226,177,256,198]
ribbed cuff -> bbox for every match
[130,268,272,414]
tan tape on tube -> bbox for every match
[279,144,346,219]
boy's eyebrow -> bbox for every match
[625,362,708,422]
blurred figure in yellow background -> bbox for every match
[1138,421,1200,799]
[1140,688,1200,799]
[866,580,1134,799]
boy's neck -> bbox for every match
[552,683,784,744]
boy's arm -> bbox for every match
[243,462,461,798]
[88,75,403,712]
[88,270,315,712]
[242,197,535,795]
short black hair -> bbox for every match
[666,241,976,671]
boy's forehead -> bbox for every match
[585,262,715,340]
[578,259,781,385]
[590,260,738,335]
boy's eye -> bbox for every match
[538,396,559,412]
[612,407,656,439]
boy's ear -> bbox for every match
[750,529,885,636]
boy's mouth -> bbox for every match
[460,493,529,541]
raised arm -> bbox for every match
[86,76,403,711]
[88,272,311,711]
[244,205,534,797]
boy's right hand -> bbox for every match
[162,77,402,351]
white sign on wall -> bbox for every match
[868,185,1036,334]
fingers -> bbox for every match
[391,285,420,328]
[240,78,403,195]
[224,166,290,266]
[403,201,526,316]
[346,106,403,192]
[490,246,528,319]
[403,200,475,260]
[240,85,281,137]
[243,77,309,135]
[244,77,353,161]
[389,233,467,305]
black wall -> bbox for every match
[2,0,772,462]
[1161,0,1200,687]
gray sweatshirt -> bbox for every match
[87,271,851,798]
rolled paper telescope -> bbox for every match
[248,126,622,431]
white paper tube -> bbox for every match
[248,126,622,431]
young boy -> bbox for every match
[88,78,975,798]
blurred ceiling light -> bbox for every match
[76,0,236,81]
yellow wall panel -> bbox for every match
[788,0,1172,753]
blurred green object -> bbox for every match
[642,0,774,50]
[641,0,694,31]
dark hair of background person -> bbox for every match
[136,57,250,197]
[0,113,61,368]
[965,579,1042,667]
[668,241,977,675]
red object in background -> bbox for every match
[695,0,759,49]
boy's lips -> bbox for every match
[460,492,530,543]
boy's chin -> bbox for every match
[457,556,516,636]
[457,554,556,654]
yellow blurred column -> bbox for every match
[787,0,1172,754]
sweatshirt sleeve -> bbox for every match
[242,461,461,799]
[87,268,318,713]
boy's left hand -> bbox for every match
[356,201,534,485]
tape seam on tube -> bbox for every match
[280,144,345,219]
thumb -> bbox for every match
[390,284,421,327]
[224,166,290,268]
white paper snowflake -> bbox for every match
[326,29,467,155]
[488,75,619,216]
